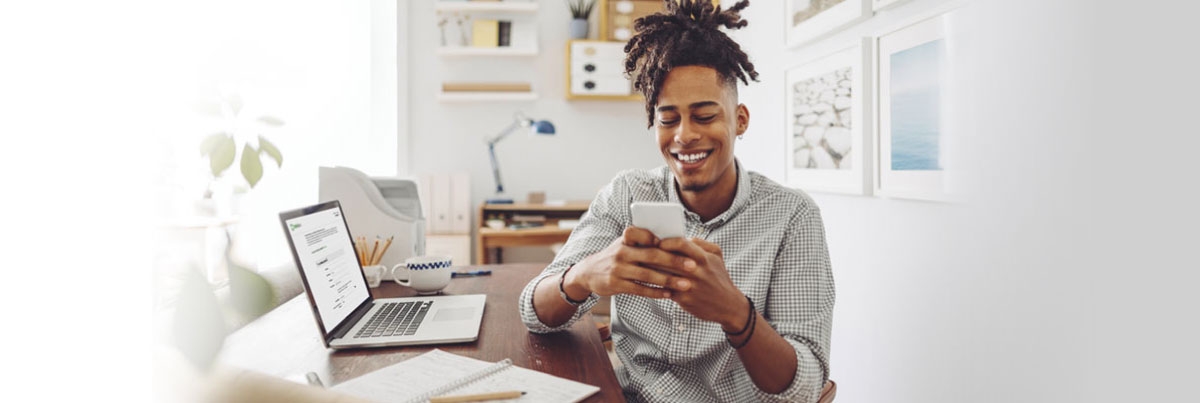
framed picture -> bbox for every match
[784,39,872,195]
[786,0,871,48]
[875,11,955,201]
[872,0,909,11]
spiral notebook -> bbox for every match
[331,349,600,403]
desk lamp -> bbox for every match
[485,111,555,204]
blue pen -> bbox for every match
[451,270,492,278]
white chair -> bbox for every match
[318,166,426,271]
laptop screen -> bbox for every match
[282,204,371,330]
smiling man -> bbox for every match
[517,1,834,402]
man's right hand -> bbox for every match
[564,226,697,300]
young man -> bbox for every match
[518,1,834,401]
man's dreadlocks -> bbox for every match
[623,0,760,128]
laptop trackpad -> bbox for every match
[433,307,476,322]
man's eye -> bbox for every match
[659,119,679,125]
[694,115,716,122]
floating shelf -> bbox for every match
[434,2,539,13]
[437,91,539,102]
[436,46,539,57]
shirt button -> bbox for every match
[677,324,686,332]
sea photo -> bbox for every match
[889,38,944,171]
[876,10,955,201]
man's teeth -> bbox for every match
[678,152,709,163]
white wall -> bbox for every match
[731,0,1200,401]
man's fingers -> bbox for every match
[615,280,672,299]
[622,247,694,276]
[617,263,692,291]
[690,238,723,259]
[622,226,659,247]
[658,237,710,263]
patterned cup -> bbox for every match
[390,255,453,295]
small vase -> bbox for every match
[569,18,589,40]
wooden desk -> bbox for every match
[476,202,590,264]
[218,263,624,402]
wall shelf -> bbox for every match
[437,91,539,102]
[434,2,539,13]
[436,46,539,57]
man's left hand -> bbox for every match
[654,238,749,331]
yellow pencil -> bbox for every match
[368,237,382,266]
[376,236,394,265]
[429,390,525,403]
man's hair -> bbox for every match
[623,0,760,128]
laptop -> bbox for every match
[279,200,486,349]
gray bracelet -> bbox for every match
[558,265,589,306]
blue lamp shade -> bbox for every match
[531,120,556,135]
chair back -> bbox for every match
[817,380,837,403]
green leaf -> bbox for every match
[258,136,283,167]
[209,136,236,177]
[199,132,227,156]
[257,115,285,127]
[227,260,276,323]
[240,144,263,188]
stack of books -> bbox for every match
[471,19,513,48]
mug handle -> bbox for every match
[391,263,411,286]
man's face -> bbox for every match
[654,66,748,192]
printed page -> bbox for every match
[331,349,488,402]
[446,365,601,403]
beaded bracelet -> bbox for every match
[559,265,589,306]
[730,311,756,349]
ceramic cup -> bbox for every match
[391,255,453,295]
[361,265,385,288]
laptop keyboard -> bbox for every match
[354,300,433,338]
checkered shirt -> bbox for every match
[518,160,835,403]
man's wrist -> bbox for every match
[720,293,752,333]
[560,265,592,304]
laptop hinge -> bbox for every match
[328,300,375,341]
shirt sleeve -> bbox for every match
[518,173,631,333]
[753,204,835,403]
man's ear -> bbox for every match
[736,104,750,135]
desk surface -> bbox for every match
[218,263,624,402]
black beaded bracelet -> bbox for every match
[559,265,588,305]
[730,311,757,349]
[724,295,755,336]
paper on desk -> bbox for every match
[331,349,599,403]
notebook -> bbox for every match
[332,349,600,403]
[279,201,486,349]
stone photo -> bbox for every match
[792,0,848,27]
[784,41,870,195]
[791,67,853,170]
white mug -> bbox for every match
[391,255,453,295]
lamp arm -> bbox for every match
[488,142,504,194]
[485,119,525,146]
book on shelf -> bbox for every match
[441,82,532,92]
[498,20,512,47]
[471,19,499,48]
[510,214,546,223]
[331,349,599,403]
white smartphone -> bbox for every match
[630,202,686,240]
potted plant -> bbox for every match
[567,0,596,40]
[194,92,285,216]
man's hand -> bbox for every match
[565,227,695,300]
[655,238,749,331]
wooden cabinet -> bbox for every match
[475,202,590,264]
[566,40,641,100]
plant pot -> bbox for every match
[569,18,589,40]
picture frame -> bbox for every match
[872,0,909,11]
[785,0,871,48]
[784,38,873,196]
[875,10,955,201]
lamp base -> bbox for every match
[485,197,514,204]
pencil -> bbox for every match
[428,390,525,403]
[376,236,394,265]
[368,236,382,266]
[357,236,367,265]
